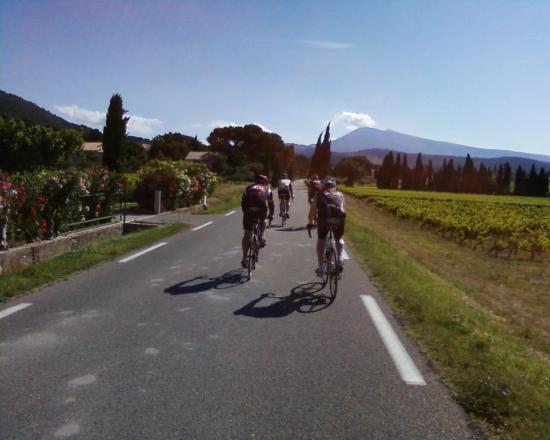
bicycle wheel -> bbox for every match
[326,247,338,300]
[321,253,329,286]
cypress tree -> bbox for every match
[426,160,434,190]
[394,153,402,189]
[308,132,323,177]
[401,154,412,190]
[412,153,425,190]
[503,162,512,194]
[538,168,549,196]
[496,164,504,194]
[319,122,332,178]
[514,166,526,195]
[462,154,475,193]
[102,93,129,171]
[527,164,538,196]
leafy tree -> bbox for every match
[120,140,147,172]
[0,116,83,172]
[102,93,129,171]
[333,156,373,185]
[207,124,289,179]
[148,132,204,161]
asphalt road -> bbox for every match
[0,182,479,439]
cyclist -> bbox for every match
[241,174,274,269]
[277,173,294,219]
[307,174,322,228]
[315,177,346,277]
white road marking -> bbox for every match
[118,242,167,263]
[0,303,32,320]
[225,210,236,216]
[342,249,351,260]
[360,295,426,386]
[192,221,214,231]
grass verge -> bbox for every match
[0,223,188,303]
[199,182,244,215]
[346,202,550,439]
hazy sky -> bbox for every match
[1,0,549,154]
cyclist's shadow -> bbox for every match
[233,282,333,318]
[164,269,248,295]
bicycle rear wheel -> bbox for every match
[327,247,338,300]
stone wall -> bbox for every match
[0,222,124,276]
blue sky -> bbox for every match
[1,0,549,155]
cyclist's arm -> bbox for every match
[241,191,247,212]
[289,183,294,198]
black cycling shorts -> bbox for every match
[278,190,290,200]
[317,217,345,240]
[243,207,267,231]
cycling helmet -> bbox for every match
[281,173,288,178]
[255,174,269,184]
[310,174,319,180]
[322,177,336,189]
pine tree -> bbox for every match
[102,93,129,171]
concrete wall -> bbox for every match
[0,222,123,276]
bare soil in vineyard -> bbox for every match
[346,196,550,358]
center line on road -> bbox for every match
[118,242,167,263]
[342,249,351,260]
[192,221,214,231]
[225,210,236,216]
[0,303,33,320]
[360,295,426,386]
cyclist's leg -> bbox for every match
[242,214,253,263]
[285,196,290,217]
[316,222,328,273]
[259,214,267,246]
[279,196,284,216]
[334,221,346,269]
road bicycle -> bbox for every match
[246,218,261,278]
[308,218,342,301]
[279,195,290,227]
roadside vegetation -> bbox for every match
[344,192,550,439]
[199,181,245,215]
[0,223,187,303]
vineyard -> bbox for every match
[343,187,550,260]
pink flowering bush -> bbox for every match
[134,160,217,211]
[0,167,124,247]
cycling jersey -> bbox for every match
[277,179,293,199]
[241,183,274,230]
[317,189,346,239]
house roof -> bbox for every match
[82,142,103,152]
[185,151,212,161]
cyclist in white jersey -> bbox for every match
[276,173,294,219]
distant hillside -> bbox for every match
[293,145,550,171]
[329,127,550,163]
[0,90,149,143]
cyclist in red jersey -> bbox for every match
[241,174,274,268]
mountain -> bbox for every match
[328,127,550,163]
[0,90,149,143]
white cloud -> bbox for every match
[334,111,376,130]
[297,40,354,50]
[127,115,163,136]
[209,120,239,128]
[54,104,162,136]
[54,105,104,127]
